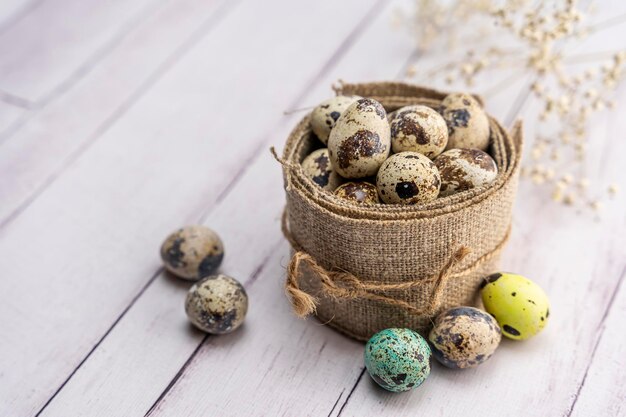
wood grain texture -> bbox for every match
[0,0,167,103]
[0,0,625,416]
[0,100,24,134]
[0,0,383,415]
[0,0,233,225]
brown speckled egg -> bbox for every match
[434,148,498,197]
[376,152,440,204]
[390,105,448,158]
[439,93,490,151]
[335,181,379,204]
[301,148,342,191]
[185,274,248,334]
[310,95,360,144]
[429,306,501,369]
[328,98,391,178]
[160,226,224,280]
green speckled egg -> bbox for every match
[481,272,550,340]
[429,307,501,369]
[364,328,431,392]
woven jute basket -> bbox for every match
[274,81,523,342]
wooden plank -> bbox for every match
[0,100,25,134]
[338,57,626,417]
[0,0,164,103]
[115,6,540,417]
[569,267,626,417]
[0,0,382,415]
[0,0,234,225]
[0,0,41,33]
[35,1,417,415]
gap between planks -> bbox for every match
[0,0,168,140]
[564,265,626,417]
[0,0,240,231]
[32,0,389,415]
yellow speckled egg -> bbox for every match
[301,148,342,191]
[390,105,448,158]
[439,93,490,151]
[310,95,361,144]
[376,152,441,204]
[328,98,391,178]
[335,181,379,204]
[481,272,550,340]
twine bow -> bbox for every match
[280,209,510,318]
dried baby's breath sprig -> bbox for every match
[399,0,626,213]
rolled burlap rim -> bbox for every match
[274,81,523,341]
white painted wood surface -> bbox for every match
[0,1,624,416]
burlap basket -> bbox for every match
[274,81,523,342]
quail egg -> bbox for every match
[185,274,248,334]
[429,306,501,369]
[328,98,391,178]
[301,148,342,191]
[310,95,360,144]
[434,148,498,197]
[160,225,224,280]
[365,328,432,392]
[334,181,379,204]
[439,93,490,151]
[481,272,550,340]
[376,152,441,204]
[390,105,448,158]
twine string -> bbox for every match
[281,207,511,318]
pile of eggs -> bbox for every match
[303,94,498,204]
[160,225,248,335]
[364,273,550,392]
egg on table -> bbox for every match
[390,105,448,158]
[376,151,441,204]
[434,148,498,197]
[439,93,490,151]
[334,181,379,204]
[481,272,550,340]
[328,98,391,178]
[429,306,501,369]
[301,148,342,191]
[160,225,224,280]
[310,95,361,144]
[185,274,248,334]
[364,328,432,392]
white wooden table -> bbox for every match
[1,1,624,416]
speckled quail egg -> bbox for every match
[334,181,379,204]
[328,98,391,178]
[365,328,431,392]
[481,272,550,340]
[434,148,498,197]
[310,95,361,144]
[390,105,448,158]
[439,93,490,151]
[161,225,224,280]
[376,152,441,204]
[185,274,248,334]
[429,307,501,369]
[301,148,342,191]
